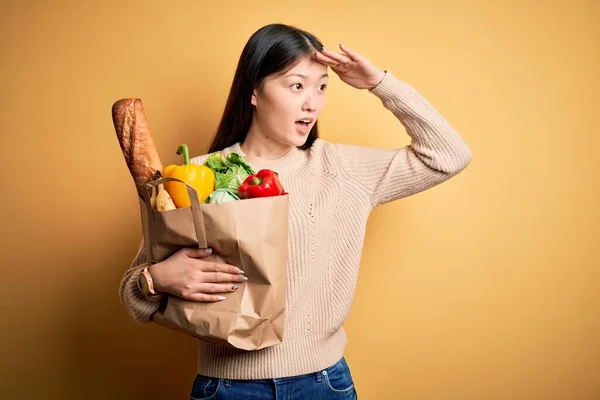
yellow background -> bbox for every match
[1,0,598,399]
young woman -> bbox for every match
[119,23,472,399]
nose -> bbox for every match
[302,92,316,112]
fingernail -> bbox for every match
[240,276,248,282]
[217,296,226,300]
[322,46,326,50]
[205,247,213,254]
[232,285,239,290]
[237,269,245,274]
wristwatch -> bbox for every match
[138,266,159,296]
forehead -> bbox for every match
[280,57,328,80]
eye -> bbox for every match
[320,84,327,91]
[292,83,303,90]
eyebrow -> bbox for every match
[285,73,329,79]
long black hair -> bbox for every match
[207,23,324,153]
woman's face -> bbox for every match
[250,56,328,148]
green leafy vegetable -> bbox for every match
[203,188,240,204]
[225,153,255,175]
[203,152,256,196]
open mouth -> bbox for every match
[295,118,313,126]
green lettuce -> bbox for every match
[203,152,255,196]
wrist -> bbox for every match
[137,264,163,296]
[368,69,387,90]
[147,263,164,294]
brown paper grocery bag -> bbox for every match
[139,177,289,351]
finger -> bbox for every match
[186,247,213,258]
[338,43,363,62]
[314,52,343,68]
[196,283,241,294]
[203,270,248,283]
[185,292,228,302]
[321,47,353,65]
[203,261,244,275]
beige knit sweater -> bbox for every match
[118,70,472,379]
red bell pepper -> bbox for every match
[238,169,285,199]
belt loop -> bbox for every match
[316,370,323,382]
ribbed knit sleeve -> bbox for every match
[333,70,472,208]
[118,239,165,323]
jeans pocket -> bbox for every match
[323,357,355,395]
[190,374,221,400]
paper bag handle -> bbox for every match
[141,177,208,249]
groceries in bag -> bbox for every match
[111,97,289,351]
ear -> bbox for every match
[251,89,257,107]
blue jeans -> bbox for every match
[189,357,357,399]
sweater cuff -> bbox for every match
[368,70,405,100]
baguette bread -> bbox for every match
[111,98,163,197]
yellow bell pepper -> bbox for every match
[162,144,215,208]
